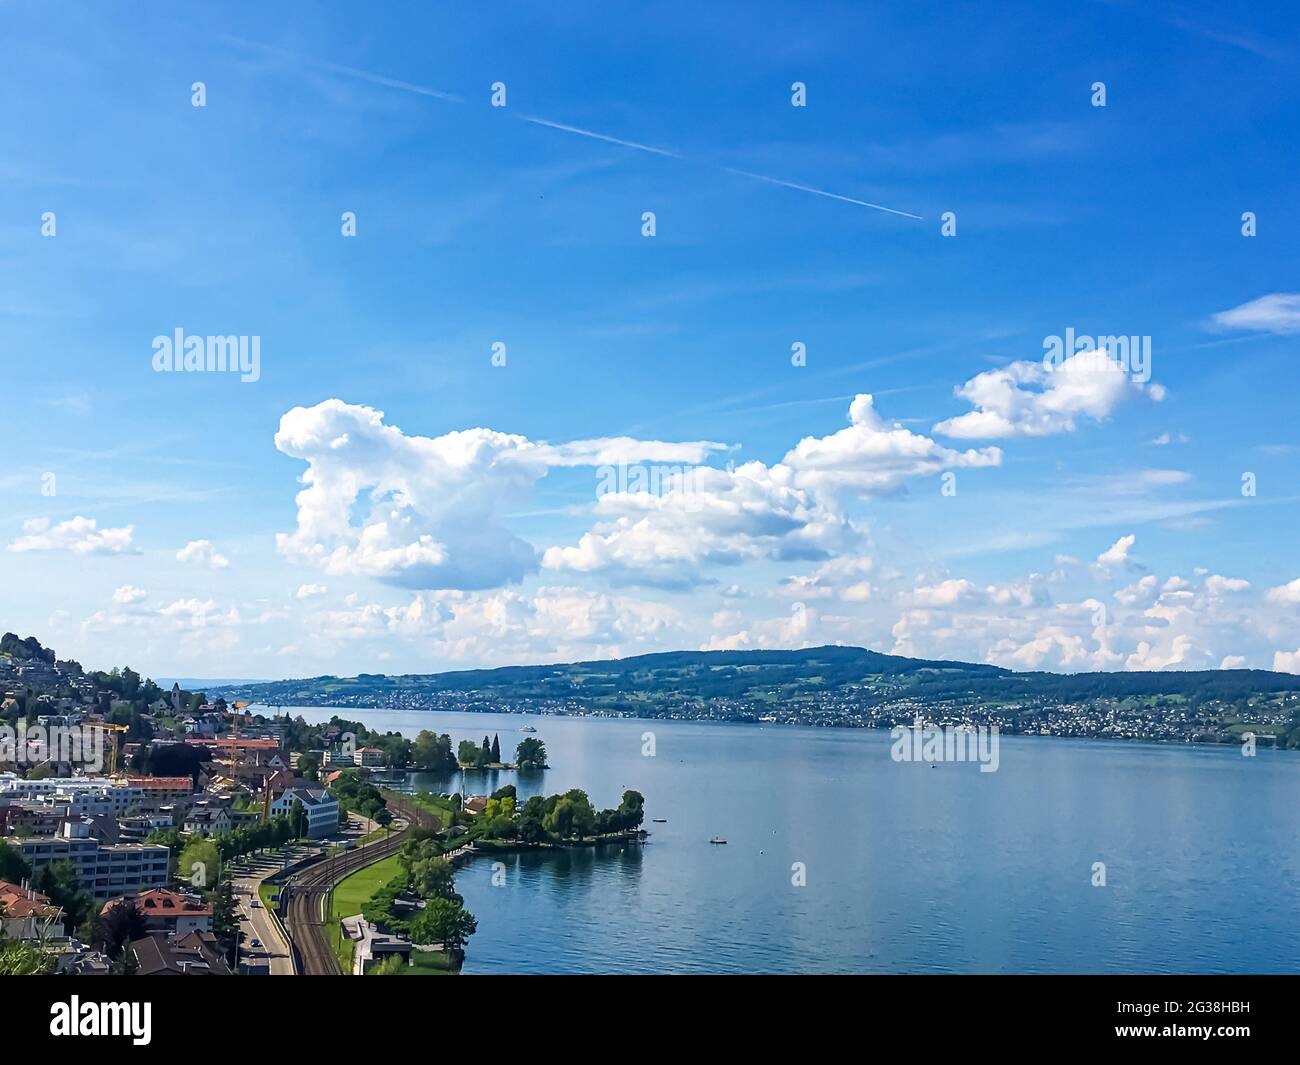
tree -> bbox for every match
[210,879,239,954]
[99,899,147,958]
[457,740,480,766]
[410,897,477,953]
[0,839,31,883]
[409,856,457,901]
[515,737,548,770]
[178,838,220,889]
[490,734,500,763]
[35,859,90,929]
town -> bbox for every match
[0,632,648,978]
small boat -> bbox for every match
[709,837,727,845]
[519,725,537,733]
[652,818,667,823]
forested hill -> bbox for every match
[209,645,1300,708]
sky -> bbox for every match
[1,1,1298,680]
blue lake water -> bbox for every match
[268,705,1300,974]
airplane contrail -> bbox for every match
[221,35,922,220]
[517,115,682,158]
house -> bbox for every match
[182,805,232,838]
[463,796,489,816]
[130,930,231,975]
[0,879,66,942]
[104,888,213,934]
[354,747,386,768]
[270,784,339,838]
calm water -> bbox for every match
[267,705,1300,974]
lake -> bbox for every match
[264,705,1300,974]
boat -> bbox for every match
[709,837,727,845]
[652,818,667,823]
[519,725,537,732]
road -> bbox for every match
[230,849,308,976]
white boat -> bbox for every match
[519,725,537,732]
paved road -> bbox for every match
[230,849,311,976]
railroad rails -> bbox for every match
[281,793,442,975]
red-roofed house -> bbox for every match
[102,888,213,934]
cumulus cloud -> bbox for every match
[1095,534,1136,571]
[1274,648,1300,674]
[177,539,231,569]
[273,399,726,591]
[933,350,1160,439]
[543,460,860,588]
[1265,578,1300,605]
[777,555,874,602]
[112,585,147,605]
[7,516,135,555]
[1209,293,1300,335]
[296,583,328,599]
[784,393,1001,493]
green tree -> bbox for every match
[515,737,548,770]
[490,734,500,763]
[0,839,31,883]
[34,859,90,929]
[178,838,220,889]
[409,897,477,953]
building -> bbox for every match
[103,888,212,935]
[354,747,386,768]
[340,914,412,975]
[181,805,232,838]
[0,879,66,941]
[15,820,170,899]
[270,785,339,838]
[130,930,231,976]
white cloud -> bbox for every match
[1265,578,1300,605]
[1220,655,1247,669]
[274,399,726,591]
[1205,574,1249,595]
[112,585,147,605]
[1209,293,1300,335]
[7,516,135,555]
[1096,534,1136,570]
[295,583,328,599]
[934,350,1158,439]
[784,393,1001,493]
[177,539,231,569]
[1272,648,1300,674]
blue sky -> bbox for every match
[1,0,1298,678]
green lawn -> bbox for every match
[328,854,404,972]
[258,881,279,913]
[326,851,461,975]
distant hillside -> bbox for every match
[209,645,1300,708]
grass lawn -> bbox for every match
[328,853,404,972]
[258,881,279,913]
[397,950,458,975]
[326,851,461,975]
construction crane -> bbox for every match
[83,721,128,774]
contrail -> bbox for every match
[517,114,682,158]
[221,35,921,220]
[722,167,924,220]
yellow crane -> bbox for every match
[83,721,128,774]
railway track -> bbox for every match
[281,794,442,975]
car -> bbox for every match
[250,938,262,948]
[250,899,261,908]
